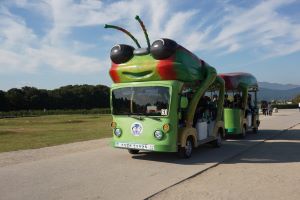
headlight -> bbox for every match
[114,128,122,137]
[154,130,164,140]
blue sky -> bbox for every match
[1,0,300,91]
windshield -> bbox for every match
[112,86,170,116]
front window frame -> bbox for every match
[111,85,172,117]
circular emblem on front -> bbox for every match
[131,122,143,136]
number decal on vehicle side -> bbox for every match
[161,109,168,116]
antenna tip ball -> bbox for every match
[135,15,140,20]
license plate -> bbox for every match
[115,142,155,150]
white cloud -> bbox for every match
[0,6,37,50]
[0,0,107,74]
[163,11,197,39]
[32,46,105,73]
[1,0,300,78]
[0,0,163,75]
[44,0,149,45]
[0,49,35,73]
[209,0,300,56]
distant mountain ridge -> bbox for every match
[258,82,300,90]
[257,82,300,101]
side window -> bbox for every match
[178,87,193,127]
[224,91,242,109]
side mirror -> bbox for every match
[180,96,188,109]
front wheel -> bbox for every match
[178,137,193,158]
[128,149,139,154]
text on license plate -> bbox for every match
[115,142,155,150]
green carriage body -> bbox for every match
[106,16,225,157]
[219,73,260,136]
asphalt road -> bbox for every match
[151,115,300,200]
[0,109,299,200]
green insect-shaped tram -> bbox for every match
[106,16,227,158]
[219,72,260,138]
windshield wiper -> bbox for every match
[128,113,145,120]
[147,116,161,121]
[131,113,162,121]
[141,113,162,121]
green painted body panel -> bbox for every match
[186,66,217,124]
[111,80,182,152]
[173,49,206,81]
[115,55,161,83]
[220,72,260,135]
[224,108,242,134]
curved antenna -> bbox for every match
[104,24,141,48]
[135,15,150,49]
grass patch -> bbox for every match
[0,108,111,118]
[0,114,112,153]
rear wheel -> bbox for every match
[212,130,222,148]
[178,137,193,158]
[240,125,247,138]
[252,127,258,134]
[128,149,139,154]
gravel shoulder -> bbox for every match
[0,138,111,167]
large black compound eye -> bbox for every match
[150,38,178,60]
[110,44,134,64]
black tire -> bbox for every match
[257,120,260,127]
[128,149,139,154]
[240,125,247,138]
[212,130,222,148]
[252,127,258,134]
[178,137,193,158]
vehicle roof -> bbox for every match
[218,72,258,91]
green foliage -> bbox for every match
[0,114,112,152]
[0,108,111,118]
[292,94,300,104]
[1,85,110,111]
[272,104,298,109]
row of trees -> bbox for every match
[292,94,300,104]
[0,85,110,111]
